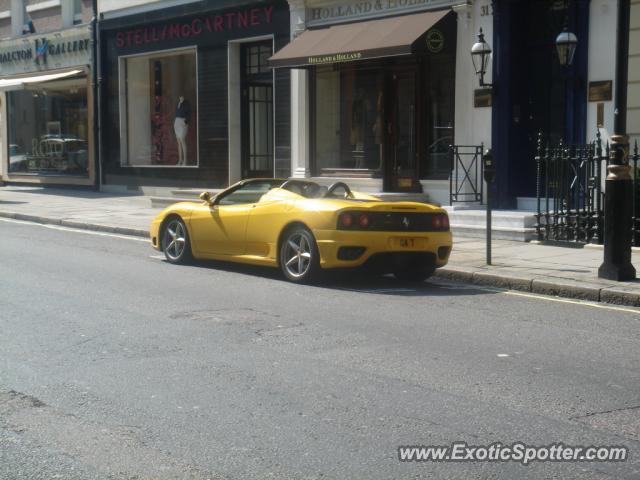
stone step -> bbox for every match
[445,208,537,228]
[445,208,537,242]
[450,224,537,242]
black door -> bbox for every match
[494,0,588,205]
[384,66,420,192]
[241,41,274,179]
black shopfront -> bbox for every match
[99,0,290,190]
[270,9,456,193]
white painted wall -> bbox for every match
[437,0,492,206]
[453,1,492,151]
[587,0,618,144]
[288,0,310,178]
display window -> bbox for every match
[312,46,455,183]
[314,64,384,174]
[120,47,198,167]
[7,76,89,176]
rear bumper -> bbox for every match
[312,229,452,269]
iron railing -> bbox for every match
[449,144,484,204]
[535,131,640,246]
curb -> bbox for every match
[434,268,640,308]
[0,211,149,238]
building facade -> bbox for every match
[273,0,638,208]
[0,0,95,186]
[98,0,291,193]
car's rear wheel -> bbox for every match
[279,226,320,283]
[393,262,435,283]
[162,217,192,264]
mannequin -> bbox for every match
[174,96,191,165]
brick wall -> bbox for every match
[30,6,62,33]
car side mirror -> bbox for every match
[199,191,214,205]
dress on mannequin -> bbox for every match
[174,97,191,165]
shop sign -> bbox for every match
[114,6,274,50]
[588,80,612,102]
[474,88,492,108]
[308,52,363,64]
[307,0,459,26]
[0,26,91,75]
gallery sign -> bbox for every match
[0,26,91,75]
[307,0,459,26]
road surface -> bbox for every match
[1,218,639,479]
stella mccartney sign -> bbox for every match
[307,0,458,26]
[0,26,90,75]
[114,6,275,49]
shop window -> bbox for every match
[241,40,273,178]
[7,77,89,177]
[314,65,384,174]
[120,48,197,167]
[73,0,83,24]
[244,43,271,75]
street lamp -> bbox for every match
[471,28,494,254]
[555,26,578,66]
[471,28,492,88]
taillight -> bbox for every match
[432,213,449,230]
[339,212,353,228]
[358,214,370,228]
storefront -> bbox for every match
[270,1,459,195]
[0,25,94,186]
[99,0,291,192]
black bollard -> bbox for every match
[598,134,636,281]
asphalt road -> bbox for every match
[1,218,639,480]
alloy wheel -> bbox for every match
[164,220,186,261]
[282,232,313,279]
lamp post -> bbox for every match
[471,28,494,264]
[598,0,635,281]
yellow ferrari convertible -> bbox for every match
[150,179,452,283]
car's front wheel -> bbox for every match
[162,216,192,264]
[279,226,321,283]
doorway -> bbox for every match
[241,40,274,179]
[493,0,588,205]
[384,67,420,192]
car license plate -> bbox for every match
[391,237,426,249]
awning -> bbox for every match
[269,10,451,68]
[0,69,84,91]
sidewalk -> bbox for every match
[2,185,640,306]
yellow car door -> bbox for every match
[189,204,253,256]
[189,180,278,257]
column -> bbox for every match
[289,0,310,178]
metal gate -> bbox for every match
[449,144,484,204]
